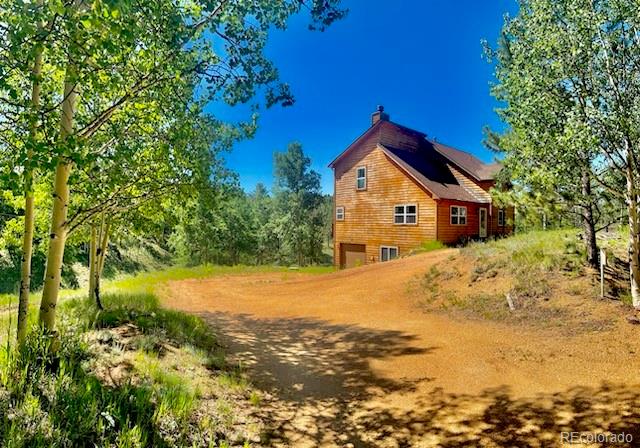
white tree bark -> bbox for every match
[17,39,43,343]
[38,63,78,331]
[626,156,640,309]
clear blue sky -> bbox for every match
[211,0,518,194]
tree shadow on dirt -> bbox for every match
[359,383,640,447]
[198,311,640,447]
[198,311,436,446]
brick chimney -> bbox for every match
[371,105,389,126]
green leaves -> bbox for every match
[0,0,346,300]
[488,1,601,207]
[168,143,331,267]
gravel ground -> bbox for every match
[162,250,640,447]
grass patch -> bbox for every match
[420,266,441,303]
[0,325,174,447]
[417,229,613,329]
[458,293,511,321]
[0,293,259,446]
[64,293,219,355]
[133,351,199,422]
[464,229,584,301]
[464,229,584,272]
[413,240,446,254]
[106,263,334,295]
[620,292,633,306]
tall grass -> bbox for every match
[0,260,279,446]
[0,291,240,447]
[464,229,584,273]
[63,293,219,354]
[0,324,170,447]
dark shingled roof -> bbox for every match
[379,144,490,203]
[430,140,501,181]
[329,118,500,203]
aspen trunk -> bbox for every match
[92,216,109,310]
[17,42,44,343]
[91,213,105,303]
[626,159,640,309]
[98,217,110,276]
[581,169,599,270]
[88,224,96,302]
[38,65,78,331]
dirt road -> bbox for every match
[162,250,640,447]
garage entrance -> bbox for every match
[340,243,366,269]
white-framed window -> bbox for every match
[356,166,367,190]
[450,205,467,225]
[498,208,505,226]
[394,204,417,225]
[380,246,399,262]
[336,206,345,221]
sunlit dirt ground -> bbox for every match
[162,250,640,447]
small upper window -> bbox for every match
[356,166,366,190]
[450,206,467,225]
[394,204,417,225]
[336,206,345,221]
[498,208,506,226]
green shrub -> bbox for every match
[420,266,440,302]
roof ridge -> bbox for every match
[328,120,385,167]
[429,138,487,164]
[386,120,427,137]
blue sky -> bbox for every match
[212,0,518,194]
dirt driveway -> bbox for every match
[162,250,640,447]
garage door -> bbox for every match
[340,243,366,269]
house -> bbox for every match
[329,106,514,269]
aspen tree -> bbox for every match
[17,37,44,342]
[38,60,78,330]
[87,213,109,309]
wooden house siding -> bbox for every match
[447,165,491,202]
[436,199,484,244]
[334,143,437,267]
[474,179,515,237]
[489,205,515,236]
[435,201,516,244]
